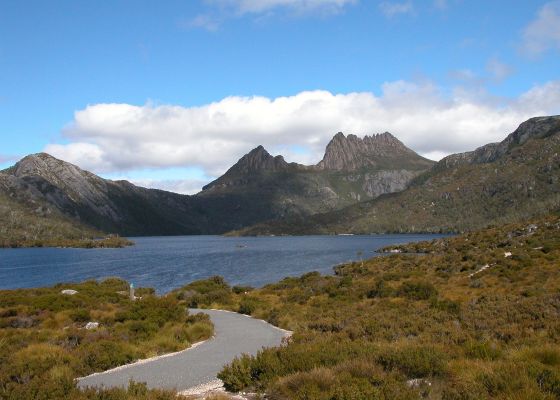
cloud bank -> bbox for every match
[186,0,357,30]
[128,178,211,195]
[208,0,358,15]
[45,80,560,193]
[521,1,560,56]
[378,1,414,17]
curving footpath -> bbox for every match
[77,309,290,392]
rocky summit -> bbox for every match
[197,131,433,224]
[316,132,430,171]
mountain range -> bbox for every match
[0,130,434,242]
[1,115,559,243]
[236,115,560,235]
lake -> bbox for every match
[0,234,445,293]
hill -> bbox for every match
[234,115,560,235]
[0,173,131,248]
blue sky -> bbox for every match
[1,0,559,193]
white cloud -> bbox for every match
[486,57,513,82]
[207,0,357,15]
[433,0,447,10]
[515,80,560,111]
[185,0,356,31]
[449,57,513,86]
[185,14,222,31]
[128,179,210,195]
[449,68,479,83]
[379,1,413,17]
[521,1,560,57]
[44,81,560,194]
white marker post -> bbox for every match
[130,283,135,301]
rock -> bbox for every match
[504,252,512,258]
[527,224,538,234]
[317,132,432,171]
[361,169,420,198]
[407,378,431,388]
[10,316,35,328]
[85,322,99,330]
[469,264,491,278]
[61,289,78,295]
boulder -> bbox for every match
[85,322,99,330]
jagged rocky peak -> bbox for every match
[317,131,423,171]
[229,145,289,174]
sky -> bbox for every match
[1,0,559,194]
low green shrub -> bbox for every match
[238,297,262,315]
[218,354,254,392]
[377,345,447,378]
[397,281,438,301]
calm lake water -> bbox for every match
[0,234,445,293]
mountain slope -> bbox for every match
[234,115,560,235]
[1,154,212,236]
[0,172,132,247]
[0,131,433,237]
[198,132,434,223]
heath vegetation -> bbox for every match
[186,213,560,399]
[0,278,213,399]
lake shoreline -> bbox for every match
[0,233,448,293]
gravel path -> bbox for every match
[77,309,290,392]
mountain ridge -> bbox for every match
[231,115,560,235]
[5,116,558,241]
[0,130,434,238]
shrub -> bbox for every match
[463,340,502,361]
[185,321,214,343]
[397,281,438,301]
[80,339,139,371]
[218,354,254,392]
[238,297,262,315]
[367,280,394,298]
[430,298,461,314]
[69,308,91,323]
[535,368,560,398]
[232,285,254,294]
[377,346,447,378]
[269,367,338,400]
[528,346,560,366]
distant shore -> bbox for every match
[0,235,134,249]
